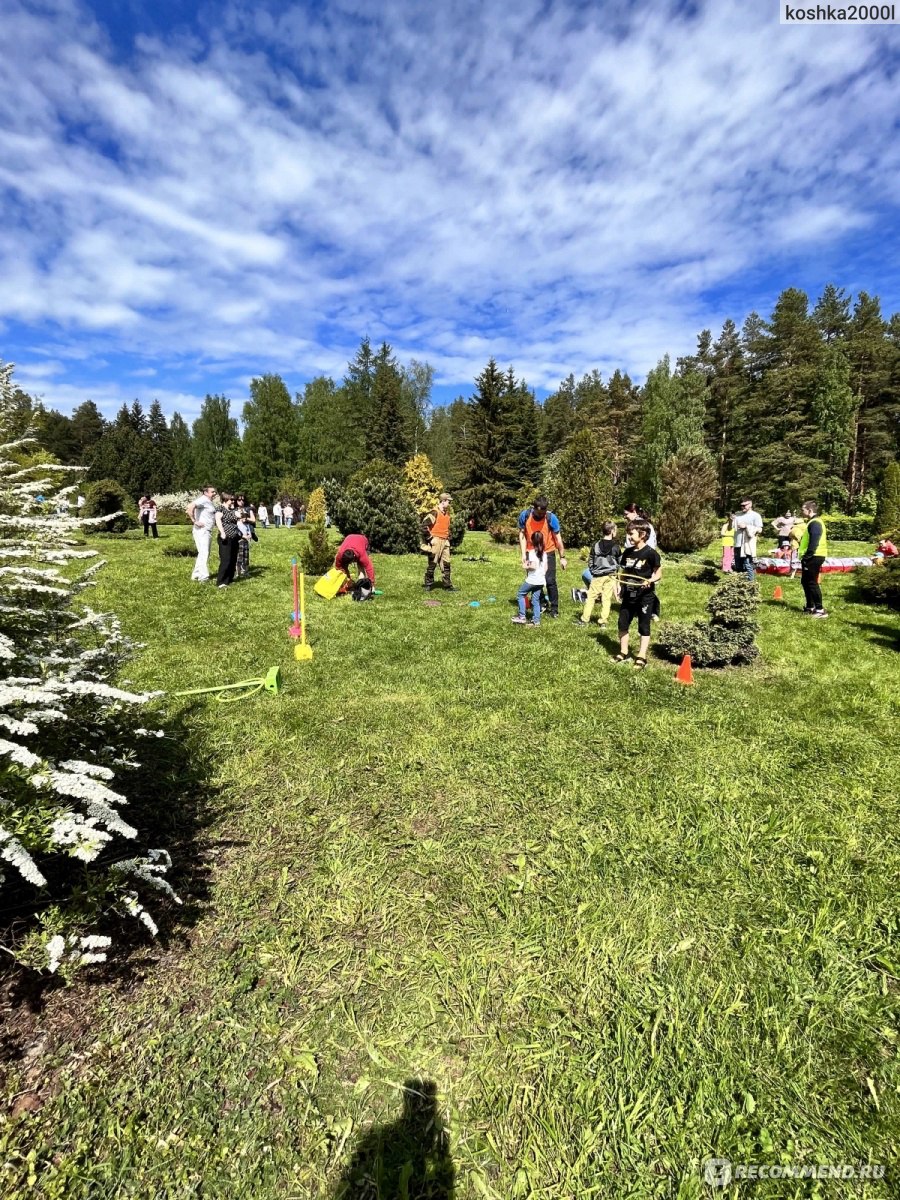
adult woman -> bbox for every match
[138,495,151,537]
[215,494,241,588]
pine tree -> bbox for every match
[604,369,643,497]
[875,461,900,535]
[368,343,412,465]
[845,293,894,507]
[811,344,855,509]
[813,283,851,343]
[191,395,239,488]
[732,290,824,512]
[242,374,300,501]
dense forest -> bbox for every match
[14,284,900,523]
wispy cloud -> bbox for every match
[1,0,898,414]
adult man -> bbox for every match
[334,533,376,597]
[186,485,217,582]
[798,501,828,617]
[272,499,283,527]
[422,493,456,591]
[732,497,763,582]
[518,495,567,617]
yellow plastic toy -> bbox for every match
[314,566,345,600]
[295,571,313,662]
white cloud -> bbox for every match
[0,0,897,413]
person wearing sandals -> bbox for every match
[613,520,662,670]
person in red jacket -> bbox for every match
[334,533,375,597]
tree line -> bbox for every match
[20,284,900,523]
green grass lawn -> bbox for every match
[3,528,899,1198]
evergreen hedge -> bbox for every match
[657,575,760,667]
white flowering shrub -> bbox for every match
[0,361,179,978]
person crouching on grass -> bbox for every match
[613,521,662,670]
[512,531,546,626]
[334,533,376,599]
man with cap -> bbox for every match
[422,492,457,591]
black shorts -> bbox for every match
[618,588,654,637]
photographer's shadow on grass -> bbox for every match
[333,1078,455,1199]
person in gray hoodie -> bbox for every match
[574,521,621,628]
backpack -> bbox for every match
[589,541,619,577]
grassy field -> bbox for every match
[2,526,899,1198]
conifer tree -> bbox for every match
[875,460,900,534]
[845,292,894,507]
[657,448,717,552]
[500,367,541,494]
[541,375,577,454]
[457,359,514,524]
[169,413,195,489]
[813,283,851,343]
[69,400,106,471]
[706,320,744,511]
[369,343,412,465]
[550,429,613,546]
[403,452,442,516]
[635,357,707,510]
[241,374,300,501]
[811,344,855,509]
[191,395,239,489]
[146,399,174,494]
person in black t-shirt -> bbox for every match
[613,521,662,670]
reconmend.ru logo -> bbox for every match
[702,1159,886,1187]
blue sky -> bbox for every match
[2,0,899,424]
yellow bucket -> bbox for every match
[314,566,345,599]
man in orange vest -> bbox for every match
[422,492,457,591]
[518,495,567,617]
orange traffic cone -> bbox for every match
[675,654,694,685]
[773,585,783,600]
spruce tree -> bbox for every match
[242,374,300,501]
[457,359,511,524]
[169,413,195,489]
[369,343,412,465]
[146,399,174,494]
[69,400,106,469]
[811,344,855,509]
[705,320,744,512]
[500,368,541,495]
[191,395,239,488]
[541,375,577,454]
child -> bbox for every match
[874,537,898,561]
[235,510,254,578]
[720,519,734,572]
[574,521,620,628]
[512,531,546,626]
[612,521,662,670]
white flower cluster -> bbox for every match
[0,365,179,976]
[46,933,112,973]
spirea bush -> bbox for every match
[657,574,761,667]
[152,490,195,526]
[0,369,178,976]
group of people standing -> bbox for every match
[259,500,308,528]
[185,488,258,588]
[720,500,830,617]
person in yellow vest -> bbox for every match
[798,501,828,617]
[422,493,457,592]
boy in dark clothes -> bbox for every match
[574,521,621,628]
[613,521,662,670]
